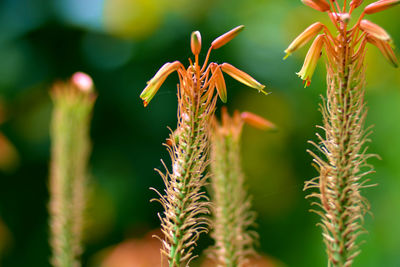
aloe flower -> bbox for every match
[140,26,267,266]
[284,1,399,266]
[208,107,275,266]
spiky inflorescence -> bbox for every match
[285,1,399,266]
[49,72,96,267]
[208,108,274,266]
[140,27,267,266]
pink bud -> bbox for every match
[71,72,93,92]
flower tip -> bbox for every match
[283,51,291,60]
[71,72,93,92]
[241,111,276,131]
[211,25,245,50]
[191,31,202,56]
[301,0,331,12]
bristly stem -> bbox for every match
[49,73,96,267]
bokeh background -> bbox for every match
[0,0,399,266]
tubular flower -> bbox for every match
[285,1,399,267]
[141,27,267,267]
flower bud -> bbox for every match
[367,35,399,68]
[350,0,364,9]
[220,63,267,94]
[71,72,93,92]
[191,31,202,56]
[301,0,331,12]
[140,61,182,106]
[241,112,276,131]
[364,0,400,14]
[211,25,244,49]
[284,22,324,59]
[296,34,325,87]
[360,20,392,42]
[210,63,227,103]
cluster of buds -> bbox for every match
[140,26,267,107]
[285,0,399,87]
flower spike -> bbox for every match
[220,63,267,94]
[284,22,324,59]
[365,0,400,14]
[296,34,325,87]
[211,25,245,49]
[301,0,331,12]
[360,20,392,42]
[140,61,182,107]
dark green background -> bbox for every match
[0,0,399,266]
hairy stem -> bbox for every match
[49,82,95,267]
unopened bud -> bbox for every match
[241,112,276,131]
[284,22,324,59]
[220,63,267,94]
[350,0,364,9]
[367,35,399,68]
[360,20,392,42]
[191,31,202,56]
[210,63,227,103]
[211,25,244,49]
[301,0,331,12]
[365,0,400,14]
[71,72,93,92]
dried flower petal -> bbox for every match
[360,20,392,42]
[364,0,400,14]
[191,31,202,56]
[211,25,244,49]
[296,34,325,87]
[210,63,227,103]
[220,63,267,94]
[301,0,331,12]
[241,112,276,130]
[367,35,399,67]
[284,22,324,59]
[140,61,182,106]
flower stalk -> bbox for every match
[285,1,399,266]
[49,72,96,267]
[141,27,266,266]
[208,107,275,266]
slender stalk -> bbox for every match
[208,109,271,266]
[49,73,96,267]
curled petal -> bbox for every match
[367,35,399,68]
[296,35,325,87]
[191,31,202,56]
[360,20,392,42]
[301,0,331,12]
[284,22,324,59]
[210,63,227,103]
[140,61,182,107]
[241,112,276,131]
[365,0,400,14]
[220,63,267,94]
[211,25,244,49]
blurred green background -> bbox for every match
[0,0,399,266]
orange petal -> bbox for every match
[210,63,227,103]
[241,112,276,131]
[220,63,267,94]
[365,0,400,14]
[301,0,331,12]
[350,0,364,9]
[360,20,392,42]
[284,22,324,59]
[211,25,244,49]
[367,35,399,68]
